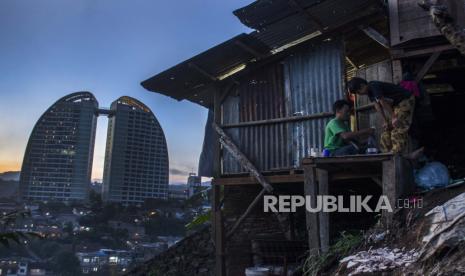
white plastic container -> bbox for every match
[245,267,270,276]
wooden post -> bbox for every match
[392,59,403,84]
[381,155,400,227]
[415,51,442,82]
[212,89,225,276]
[317,169,329,253]
[359,26,390,49]
[303,165,320,253]
[388,0,400,46]
[226,188,266,239]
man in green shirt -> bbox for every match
[324,100,375,156]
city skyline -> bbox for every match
[0,0,252,184]
[20,91,170,203]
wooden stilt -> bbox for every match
[317,169,329,253]
[304,165,320,253]
[212,89,225,276]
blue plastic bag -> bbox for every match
[415,162,450,189]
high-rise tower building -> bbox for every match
[102,96,168,205]
[19,92,98,202]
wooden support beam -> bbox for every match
[381,155,414,227]
[304,166,320,254]
[346,56,359,69]
[212,184,225,276]
[317,169,329,253]
[226,188,266,239]
[388,0,400,46]
[212,88,225,276]
[392,59,403,84]
[382,155,400,227]
[359,26,390,49]
[302,154,393,166]
[391,44,454,59]
[415,51,442,82]
[213,123,274,193]
[330,172,381,182]
[235,40,266,59]
[222,112,334,129]
[189,62,218,81]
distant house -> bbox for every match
[167,184,188,200]
[108,220,146,239]
[0,258,49,276]
[76,249,133,274]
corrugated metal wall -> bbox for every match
[355,60,393,141]
[238,64,288,172]
[222,91,242,173]
[221,39,345,174]
[284,39,345,166]
[222,64,288,173]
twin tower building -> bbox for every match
[19,92,169,205]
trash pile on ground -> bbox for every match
[335,190,465,275]
[420,192,465,261]
[339,247,418,275]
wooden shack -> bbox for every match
[141,0,465,275]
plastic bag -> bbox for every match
[415,162,450,189]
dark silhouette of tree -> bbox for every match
[52,250,82,276]
[0,210,42,247]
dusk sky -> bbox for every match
[0,0,252,184]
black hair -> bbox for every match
[333,100,351,114]
[347,77,368,93]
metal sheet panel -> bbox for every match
[221,40,345,174]
[198,109,214,177]
[239,63,288,172]
[222,63,289,173]
[222,91,242,173]
[284,39,345,165]
[242,0,381,50]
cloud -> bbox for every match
[170,168,190,176]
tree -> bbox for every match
[0,210,42,247]
[89,190,103,212]
[52,250,82,276]
[64,221,74,235]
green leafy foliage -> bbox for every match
[185,209,211,230]
[303,231,363,276]
[0,210,43,248]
